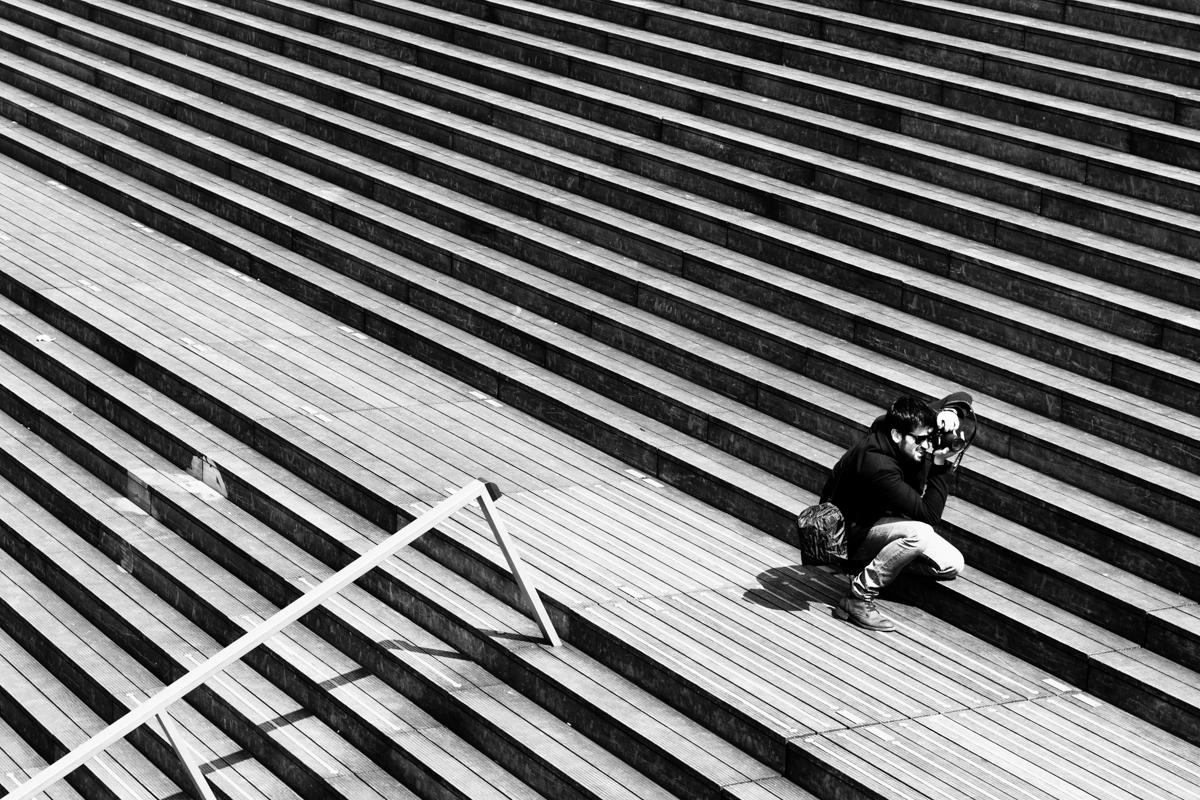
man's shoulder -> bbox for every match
[859,448,900,474]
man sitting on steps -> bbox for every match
[821,395,968,632]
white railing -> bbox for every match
[10,478,560,800]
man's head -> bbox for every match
[885,396,937,464]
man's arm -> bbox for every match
[861,454,954,525]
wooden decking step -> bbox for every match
[649,0,1200,88]
[1,157,1200,765]
[0,715,85,800]
[0,550,303,800]
[261,0,1200,164]
[4,120,1200,624]
[8,50,1200,491]
[7,1,1200,353]
[6,73,1200,562]
[484,0,1200,122]
[0,626,186,800]
[0,364,757,800]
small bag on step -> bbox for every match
[796,502,847,565]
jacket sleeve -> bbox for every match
[861,452,953,525]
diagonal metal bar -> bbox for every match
[156,710,218,800]
[477,485,562,648]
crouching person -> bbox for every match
[821,395,967,632]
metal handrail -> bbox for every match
[10,478,560,800]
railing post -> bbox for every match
[476,481,562,647]
[156,709,217,800]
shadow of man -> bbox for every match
[742,563,847,613]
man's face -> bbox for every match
[893,426,934,464]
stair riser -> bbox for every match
[1088,661,1200,747]
[949,529,1155,644]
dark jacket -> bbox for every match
[819,413,956,556]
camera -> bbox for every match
[935,408,967,453]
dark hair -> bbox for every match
[885,396,935,436]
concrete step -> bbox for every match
[7,0,1200,360]
[0,546,304,800]
[2,147,1200,757]
[631,0,1200,89]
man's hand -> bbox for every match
[932,446,957,468]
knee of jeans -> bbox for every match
[903,522,937,550]
[940,549,965,580]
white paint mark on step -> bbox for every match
[869,727,894,742]
[336,325,367,340]
[35,335,54,343]
[643,478,664,488]
[618,585,644,598]
[839,709,865,725]
[624,469,647,479]
[1076,694,1101,707]
[178,336,208,353]
[298,404,333,423]
[1043,678,1074,692]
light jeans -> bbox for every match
[850,517,964,601]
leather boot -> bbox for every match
[835,594,895,632]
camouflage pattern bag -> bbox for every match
[796,502,847,565]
